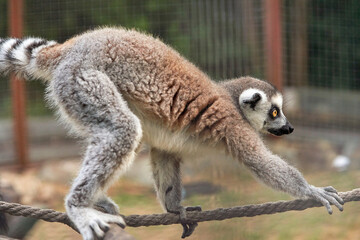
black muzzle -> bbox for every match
[268,122,294,136]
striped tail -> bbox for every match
[0,37,57,80]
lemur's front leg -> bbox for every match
[227,124,344,214]
[150,148,201,238]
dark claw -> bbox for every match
[324,186,338,194]
[101,225,110,232]
[181,223,189,238]
[179,206,202,238]
[117,223,126,229]
[185,222,198,237]
[181,222,198,238]
[185,206,202,212]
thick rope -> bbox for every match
[0,188,359,231]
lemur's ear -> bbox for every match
[243,93,261,110]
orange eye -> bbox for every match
[272,109,278,117]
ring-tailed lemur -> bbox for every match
[0,28,343,239]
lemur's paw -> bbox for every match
[309,186,344,214]
[94,197,120,215]
[167,205,202,238]
[181,206,202,238]
[68,207,125,240]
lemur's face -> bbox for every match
[239,88,294,136]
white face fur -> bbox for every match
[239,88,294,136]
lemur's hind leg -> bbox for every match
[94,193,120,215]
[150,148,201,238]
[52,69,142,240]
[94,144,143,216]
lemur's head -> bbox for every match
[221,77,294,136]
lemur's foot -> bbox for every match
[67,207,125,240]
[168,205,202,238]
[181,206,202,238]
[94,197,120,215]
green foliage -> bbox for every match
[1,0,193,117]
[23,0,191,50]
[308,0,360,89]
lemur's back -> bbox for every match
[0,27,234,144]
[37,28,223,129]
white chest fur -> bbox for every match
[126,102,224,157]
[141,120,202,154]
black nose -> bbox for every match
[281,122,294,135]
[267,122,294,136]
[284,122,294,134]
[289,125,294,133]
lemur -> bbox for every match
[0,28,343,239]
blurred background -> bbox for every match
[0,0,360,239]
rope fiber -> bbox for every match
[0,188,359,232]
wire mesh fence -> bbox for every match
[283,0,360,134]
[0,0,359,164]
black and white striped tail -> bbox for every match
[0,37,57,79]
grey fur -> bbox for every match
[151,148,201,238]
[0,28,343,240]
[54,69,142,239]
[150,148,182,213]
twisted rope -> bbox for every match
[0,188,359,231]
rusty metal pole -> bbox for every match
[8,0,29,169]
[264,0,283,90]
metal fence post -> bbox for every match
[9,0,29,169]
[264,0,283,90]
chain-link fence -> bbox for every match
[1,0,359,164]
[283,0,360,137]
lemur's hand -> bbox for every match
[308,186,344,214]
